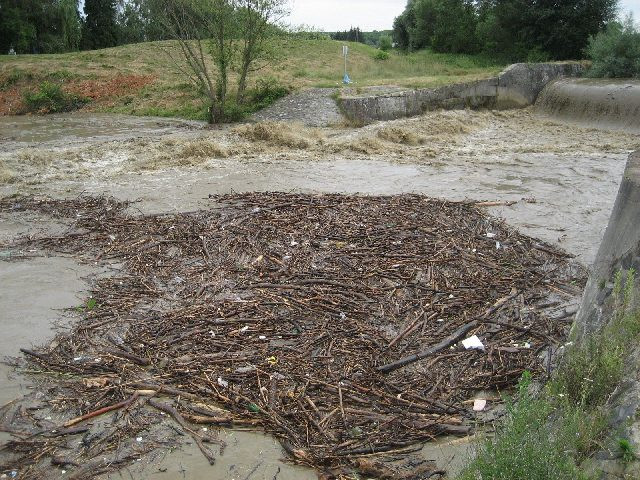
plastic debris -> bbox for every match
[473,399,487,411]
[240,325,249,333]
[217,377,229,388]
[136,437,143,442]
[462,335,485,351]
[486,232,497,238]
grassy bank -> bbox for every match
[0,38,504,121]
[459,270,639,480]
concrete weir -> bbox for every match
[339,62,584,124]
[535,78,640,131]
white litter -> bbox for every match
[290,239,299,246]
[486,233,497,238]
[259,335,267,340]
[496,241,502,250]
[462,335,485,351]
[240,326,249,333]
[217,377,229,388]
[473,399,487,411]
[523,342,532,349]
[136,437,143,442]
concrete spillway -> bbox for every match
[534,78,640,131]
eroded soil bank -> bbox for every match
[0,108,638,479]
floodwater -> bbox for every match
[1,105,638,478]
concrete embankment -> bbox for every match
[339,62,584,124]
[535,78,640,131]
[575,150,640,338]
[573,150,640,479]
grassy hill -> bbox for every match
[0,38,505,121]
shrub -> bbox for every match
[373,50,390,61]
[23,82,88,113]
[586,16,640,78]
[248,76,290,110]
[459,373,585,480]
[378,34,393,51]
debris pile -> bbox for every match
[0,193,585,478]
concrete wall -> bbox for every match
[574,150,640,338]
[339,62,584,124]
[573,151,640,479]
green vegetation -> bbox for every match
[373,50,390,61]
[0,38,504,120]
[619,438,637,463]
[23,81,88,113]
[460,269,639,479]
[393,0,618,61]
[378,34,393,52]
[587,16,640,78]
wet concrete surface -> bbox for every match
[1,106,638,478]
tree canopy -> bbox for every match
[393,0,620,60]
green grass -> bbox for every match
[459,270,639,480]
[0,38,505,120]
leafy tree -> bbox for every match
[117,0,148,44]
[394,0,619,60]
[430,0,479,53]
[476,0,618,61]
[378,34,392,51]
[587,15,640,78]
[83,0,119,50]
[393,0,479,53]
[0,0,82,54]
[234,0,288,102]
[392,4,416,50]
[60,0,82,51]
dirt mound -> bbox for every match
[0,193,584,479]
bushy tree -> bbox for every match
[393,0,619,60]
[587,16,640,78]
[0,0,82,54]
[378,34,392,51]
[83,0,119,50]
[429,0,479,53]
[392,0,478,53]
[476,0,618,61]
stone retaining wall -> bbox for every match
[339,62,584,124]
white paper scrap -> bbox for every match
[462,335,485,351]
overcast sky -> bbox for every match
[286,0,640,31]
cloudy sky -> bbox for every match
[286,0,640,31]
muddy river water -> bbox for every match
[1,106,638,478]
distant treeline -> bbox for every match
[0,0,172,54]
[329,27,393,48]
[393,0,619,61]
